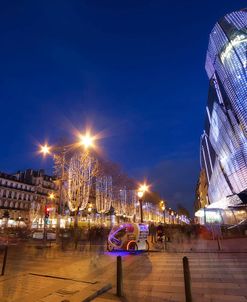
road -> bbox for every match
[0,241,247,302]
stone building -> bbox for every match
[0,169,57,228]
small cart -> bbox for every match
[107,223,149,252]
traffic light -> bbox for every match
[45,205,50,219]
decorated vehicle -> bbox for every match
[107,223,149,252]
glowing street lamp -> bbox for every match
[36,129,99,245]
[79,133,95,149]
[39,144,51,156]
[171,210,175,224]
[160,200,166,224]
[137,191,144,199]
[38,131,97,226]
[139,184,149,195]
[88,203,93,213]
[138,183,149,223]
[87,202,93,232]
[49,192,55,200]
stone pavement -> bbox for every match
[95,252,247,302]
[0,244,132,302]
[0,245,116,302]
[0,241,247,302]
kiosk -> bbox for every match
[107,223,149,252]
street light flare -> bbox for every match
[160,200,166,211]
[79,133,95,149]
[137,183,149,198]
[48,192,55,200]
[39,144,51,156]
[139,183,149,193]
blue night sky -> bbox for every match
[0,1,244,212]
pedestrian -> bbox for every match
[156,223,164,242]
[149,223,156,243]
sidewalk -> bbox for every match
[150,237,247,253]
[0,247,117,302]
[1,239,247,302]
[97,252,247,302]
[0,273,114,302]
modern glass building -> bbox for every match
[196,9,247,224]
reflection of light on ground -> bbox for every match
[105,251,130,257]
[105,250,145,257]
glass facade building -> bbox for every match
[199,9,247,216]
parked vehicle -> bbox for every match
[107,223,149,252]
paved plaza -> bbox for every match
[0,238,246,302]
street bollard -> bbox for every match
[116,256,123,297]
[183,256,192,302]
[1,245,8,276]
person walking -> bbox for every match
[149,223,157,243]
[156,223,164,242]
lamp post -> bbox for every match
[87,202,93,249]
[39,144,68,238]
[137,184,149,223]
[38,131,96,235]
[160,200,166,224]
[74,133,95,229]
[171,210,174,224]
[87,202,92,230]
[43,192,55,244]
[168,208,172,224]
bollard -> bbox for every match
[183,256,192,302]
[116,256,123,297]
[1,245,8,276]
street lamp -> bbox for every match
[160,200,166,224]
[39,144,51,156]
[87,202,92,228]
[38,131,97,233]
[88,203,92,213]
[43,193,53,243]
[49,192,55,201]
[79,133,95,149]
[39,143,66,234]
[171,210,174,224]
[168,208,172,224]
[138,183,149,223]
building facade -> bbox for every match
[197,9,247,223]
[0,169,57,228]
[195,169,209,213]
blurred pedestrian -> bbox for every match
[149,223,156,243]
[157,223,164,242]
